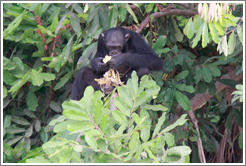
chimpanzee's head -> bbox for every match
[101,29,130,56]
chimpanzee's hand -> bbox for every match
[108,53,128,69]
[94,57,109,72]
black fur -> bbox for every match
[71,27,163,100]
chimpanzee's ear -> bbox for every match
[124,33,130,41]
[101,32,105,39]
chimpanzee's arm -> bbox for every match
[109,53,163,71]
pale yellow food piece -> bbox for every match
[103,55,112,63]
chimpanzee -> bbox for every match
[71,27,163,100]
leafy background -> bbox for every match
[2,3,243,163]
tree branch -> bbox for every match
[136,8,198,33]
[173,70,242,163]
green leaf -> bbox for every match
[99,6,109,29]
[26,156,51,163]
[55,14,67,34]
[70,13,81,35]
[202,67,212,83]
[40,127,48,142]
[9,70,31,97]
[202,22,209,47]
[214,21,225,36]
[13,57,24,71]
[85,134,97,149]
[218,79,238,87]
[62,100,84,112]
[161,114,188,133]
[175,84,195,93]
[174,70,189,81]
[26,92,38,111]
[109,4,118,28]
[237,25,243,44]
[184,18,194,39]
[42,140,67,149]
[114,96,131,117]
[63,110,89,121]
[195,67,202,83]
[175,91,191,111]
[49,115,66,126]
[30,69,43,86]
[127,71,138,98]
[3,86,8,99]
[208,22,219,43]
[208,65,221,77]
[77,42,97,69]
[49,101,62,113]
[144,147,159,163]
[193,15,202,33]
[12,116,31,126]
[142,104,168,112]
[155,48,170,55]
[67,121,94,132]
[41,73,56,81]
[3,115,11,128]
[112,109,128,126]
[25,125,33,138]
[3,13,23,38]
[49,15,58,33]
[140,109,151,142]
[54,72,73,90]
[172,17,183,42]
[129,132,140,152]
[118,6,127,23]
[152,112,166,138]
[228,31,236,55]
[153,35,167,50]
[126,4,139,24]
[5,127,26,134]
[163,146,191,163]
[34,119,41,132]
[146,3,154,13]
[192,24,203,48]
[64,35,75,63]
[53,121,70,133]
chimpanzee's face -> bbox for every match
[101,30,130,56]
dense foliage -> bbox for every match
[2,3,243,163]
